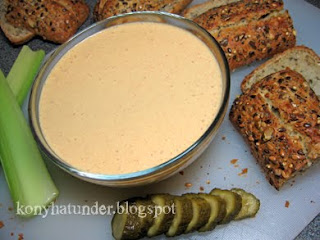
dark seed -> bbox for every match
[265,119,272,124]
[279,135,286,141]
[304,123,311,128]
[298,149,305,155]
[219,38,228,47]
[249,41,257,49]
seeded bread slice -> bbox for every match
[94,0,192,21]
[241,46,320,94]
[0,0,34,44]
[230,69,320,190]
[193,0,283,31]
[182,0,240,20]
[210,10,296,70]
[5,0,89,44]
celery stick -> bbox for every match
[0,70,59,217]
[6,46,45,106]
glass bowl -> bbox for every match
[29,11,230,187]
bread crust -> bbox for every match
[241,46,320,92]
[230,69,320,189]
[94,0,192,21]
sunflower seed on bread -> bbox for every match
[241,46,320,94]
[230,68,320,190]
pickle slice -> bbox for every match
[112,198,154,240]
[197,193,226,232]
[231,188,260,220]
[166,196,193,237]
[147,194,175,237]
[183,193,211,233]
[210,189,242,224]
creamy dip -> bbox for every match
[39,22,222,175]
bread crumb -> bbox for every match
[230,159,238,164]
[18,233,24,240]
[179,171,184,175]
[10,232,14,236]
[0,221,4,229]
[199,186,204,192]
[185,182,192,188]
[8,207,13,212]
[238,168,248,176]
[206,180,211,184]
[285,201,290,208]
[221,136,226,140]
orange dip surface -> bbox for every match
[39,22,222,174]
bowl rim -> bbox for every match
[28,11,230,183]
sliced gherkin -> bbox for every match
[183,193,211,233]
[147,194,175,237]
[166,196,193,237]
[231,188,260,220]
[197,193,226,232]
[210,188,242,224]
[112,198,154,240]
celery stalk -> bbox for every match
[0,70,59,217]
[6,46,45,106]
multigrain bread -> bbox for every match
[230,69,320,190]
[182,0,296,70]
[193,0,283,30]
[241,46,320,94]
[4,0,89,44]
[211,10,295,70]
[94,0,192,21]
[0,0,34,44]
[182,0,239,20]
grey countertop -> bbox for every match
[293,3,320,240]
[0,0,319,239]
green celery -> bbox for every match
[6,46,45,106]
[0,70,59,217]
